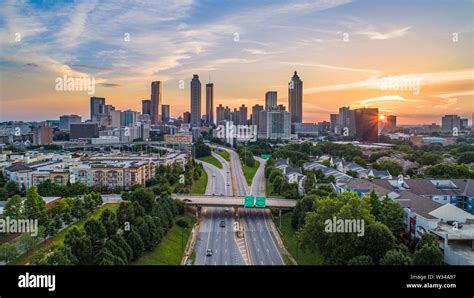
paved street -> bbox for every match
[193,158,245,265]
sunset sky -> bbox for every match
[0,0,473,124]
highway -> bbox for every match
[193,157,245,265]
[222,147,285,265]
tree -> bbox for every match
[5,181,19,197]
[291,195,316,229]
[23,187,47,226]
[68,182,88,196]
[0,187,8,201]
[95,247,124,265]
[380,249,412,265]
[99,209,119,238]
[347,255,373,265]
[69,198,87,219]
[103,239,128,264]
[425,164,474,179]
[3,195,23,219]
[117,201,136,227]
[0,243,18,263]
[84,219,107,251]
[273,176,285,193]
[63,227,93,264]
[458,151,474,164]
[380,197,404,239]
[194,139,211,158]
[363,190,382,221]
[15,232,37,254]
[413,243,443,265]
[357,222,395,264]
[111,234,133,262]
[353,158,367,170]
[375,160,402,176]
[130,188,155,214]
[418,152,442,166]
[41,245,78,265]
[124,227,144,260]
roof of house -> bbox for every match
[429,203,474,222]
[275,158,289,167]
[369,169,391,178]
[371,179,474,197]
[285,166,302,175]
[5,163,32,172]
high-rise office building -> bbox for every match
[59,114,82,131]
[265,91,277,110]
[338,106,355,136]
[354,108,379,142]
[330,114,339,134]
[190,75,201,127]
[460,118,468,130]
[288,71,303,124]
[121,110,140,127]
[258,110,291,140]
[278,104,286,111]
[252,104,264,126]
[206,83,214,125]
[150,81,162,125]
[442,115,461,132]
[238,104,248,125]
[90,97,105,121]
[386,115,397,132]
[162,105,170,123]
[142,99,151,115]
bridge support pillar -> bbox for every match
[234,206,239,219]
[279,209,282,229]
[195,206,201,217]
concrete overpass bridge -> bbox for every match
[172,194,297,210]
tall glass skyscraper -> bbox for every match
[150,81,162,125]
[190,75,201,127]
[288,71,303,124]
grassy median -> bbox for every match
[242,160,260,186]
[214,150,230,161]
[198,155,223,169]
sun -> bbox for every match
[379,114,385,121]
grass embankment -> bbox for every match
[198,155,222,169]
[214,150,230,161]
[274,213,324,265]
[134,215,196,265]
[9,203,120,265]
[189,170,208,195]
[241,160,260,186]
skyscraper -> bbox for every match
[252,104,264,126]
[354,108,379,142]
[330,114,339,134]
[90,97,105,121]
[150,81,162,125]
[238,104,248,125]
[183,112,191,124]
[206,83,214,125]
[442,115,461,132]
[162,105,170,123]
[190,75,201,127]
[288,71,303,124]
[142,99,151,115]
[265,91,277,110]
[386,115,397,132]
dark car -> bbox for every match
[206,249,213,256]
[219,221,226,228]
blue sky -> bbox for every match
[0,0,473,123]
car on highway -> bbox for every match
[219,220,226,228]
[224,208,229,213]
[206,249,213,256]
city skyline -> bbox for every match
[0,0,473,124]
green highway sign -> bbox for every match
[256,196,266,208]
[260,154,272,159]
[244,195,255,207]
